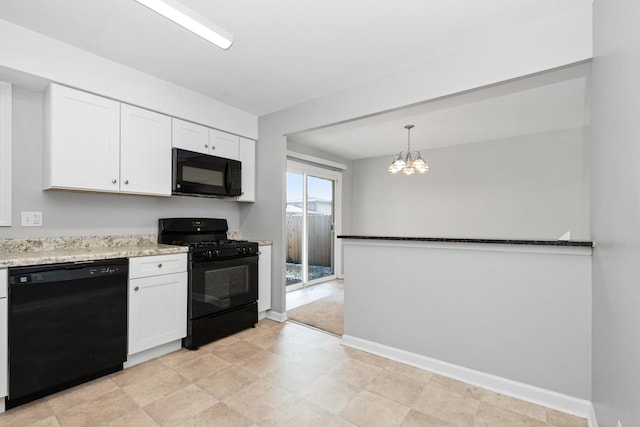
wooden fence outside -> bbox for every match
[286,213,332,266]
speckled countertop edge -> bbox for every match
[0,235,189,268]
[0,233,271,268]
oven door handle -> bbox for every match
[189,254,259,269]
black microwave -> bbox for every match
[172,148,242,198]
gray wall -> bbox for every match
[592,1,640,426]
[343,241,592,399]
[239,117,287,313]
[351,128,590,240]
[1,86,240,239]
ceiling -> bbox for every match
[0,0,590,117]
[0,1,591,161]
[288,63,591,160]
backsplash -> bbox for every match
[227,230,241,240]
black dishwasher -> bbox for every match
[7,258,128,409]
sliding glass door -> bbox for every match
[286,161,341,290]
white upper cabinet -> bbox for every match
[238,137,256,202]
[172,118,209,155]
[209,128,239,160]
[120,105,172,196]
[44,84,171,197]
[44,84,120,192]
[173,118,240,160]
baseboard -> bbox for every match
[342,335,595,423]
[587,403,599,427]
[124,340,182,368]
[266,310,287,323]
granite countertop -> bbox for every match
[0,235,188,268]
[337,235,594,247]
[255,240,273,246]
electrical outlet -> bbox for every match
[21,211,43,227]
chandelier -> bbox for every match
[387,124,430,175]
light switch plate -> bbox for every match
[21,211,43,226]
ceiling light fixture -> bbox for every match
[133,0,234,50]
[387,124,430,175]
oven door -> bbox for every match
[189,255,258,319]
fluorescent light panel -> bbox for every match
[134,0,233,50]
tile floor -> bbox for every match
[0,320,588,427]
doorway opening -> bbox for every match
[285,160,344,335]
[285,161,341,290]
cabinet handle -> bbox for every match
[112,179,117,184]
[158,263,163,268]
[124,180,129,185]
[204,144,208,149]
[211,146,216,150]
[134,286,139,291]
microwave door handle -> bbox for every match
[225,162,232,195]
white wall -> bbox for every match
[0,19,260,238]
[0,86,240,238]
[591,1,640,426]
[351,128,590,240]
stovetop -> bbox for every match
[158,218,258,261]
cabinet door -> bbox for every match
[172,118,209,155]
[45,84,120,192]
[237,137,256,202]
[128,271,188,355]
[258,246,272,313]
[209,129,239,160]
[120,104,172,196]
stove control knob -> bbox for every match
[214,250,220,257]
[205,250,213,258]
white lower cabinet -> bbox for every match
[258,246,272,313]
[1,269,7,408]
[128,254,187,356]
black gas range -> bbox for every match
[159,218,258,349]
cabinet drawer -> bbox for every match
[129,254,187,279]
[0,269,6,298]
